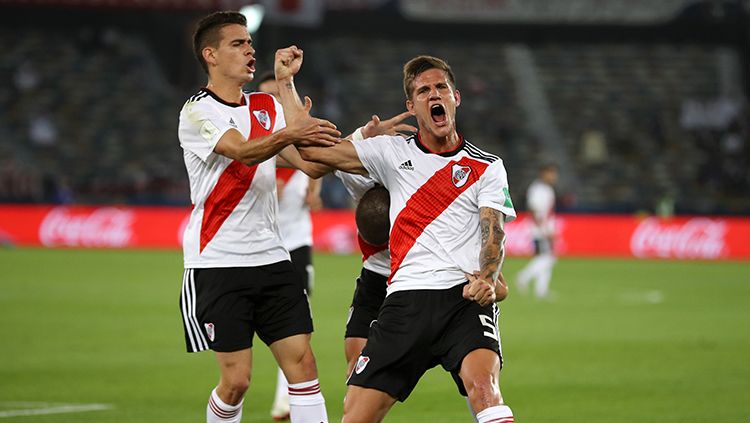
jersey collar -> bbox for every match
[201,88,247,107]
[415,132,465,157]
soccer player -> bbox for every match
[285,55,517,423]
[177,11,339,423]
[257,71,322,421]
[516,163,558,299]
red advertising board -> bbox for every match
[0,205,748,260]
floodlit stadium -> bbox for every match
[1,1,749,422]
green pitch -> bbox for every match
[1,248,748,422]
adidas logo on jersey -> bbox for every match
[228,117,237,128]
[399,160,414,171]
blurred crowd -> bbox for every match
[1,25,747,214]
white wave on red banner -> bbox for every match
[630,217,728,259]
[39,207,135,248]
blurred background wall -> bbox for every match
[0,0,748,215]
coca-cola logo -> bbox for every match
[39,207,135,248]
[630,218,727,259]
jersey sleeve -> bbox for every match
[478,159,517,222]
[272,96,286,132]
[178,99,234,162]
[350,135,396,187]
[334,170,377,203]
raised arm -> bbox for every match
[464,207,507,306]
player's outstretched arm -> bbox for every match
[463,207,507,306]
[278,145,332,178]
[296,110,416,176]
[213,115,340,167]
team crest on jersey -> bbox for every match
[354,356,370,374]
[204,323,215,342]
[252,110,272,130]
[451,164,472,188]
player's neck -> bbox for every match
[206,78,245,105]
[418,130,461,154]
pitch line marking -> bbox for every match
[0,402,113,418]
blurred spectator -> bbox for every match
[14,61,39,93]
[579,127,608,166]
[29,114,58,147]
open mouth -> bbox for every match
[247,58,256,73]
[431,104,446,124]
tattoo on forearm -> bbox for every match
[480,208,505,282]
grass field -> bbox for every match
[1,248,749,422]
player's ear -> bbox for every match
[406,98,414,113]
[454,89,461,108]
[203,47,217,68]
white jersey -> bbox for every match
[277,168,313,251]
[334,170,390,276]
[352,134,516,295]
[178,88,289,268]
[526,179,555,238]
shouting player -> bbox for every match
[286,54,517,423]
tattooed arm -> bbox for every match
[463,207,507,306]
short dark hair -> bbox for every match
[193,11,247,74]
[355,186,390,246]
[403,55,456,100]
[540,162,558,173]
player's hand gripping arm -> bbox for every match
[463,207,507,306]
[212,102,340,168]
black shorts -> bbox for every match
[345,268,388,339]
[347,283,502,402]
[179,261,313,353]
[533,237,552,255]
[289,245,313,294]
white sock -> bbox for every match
[476,404,514,423]
[517,255,544,289]
[273,367,290,406]
[534,255,556,298]
[207,388,243,423]
[288,379,328,423]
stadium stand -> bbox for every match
[0,9,747,214]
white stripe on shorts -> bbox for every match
[181,269,209,352]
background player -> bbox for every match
[516,163,558,299]
[177,12,339,423]
[285,54,517,423]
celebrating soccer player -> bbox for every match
[286,55,517,423]
[176,11,339,423]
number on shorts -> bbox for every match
[479,314,498,341]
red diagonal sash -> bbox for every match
[199,93,277,253]
[388,157,488,283]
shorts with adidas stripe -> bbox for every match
[347,282,503,401]
[180,261,313,353]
